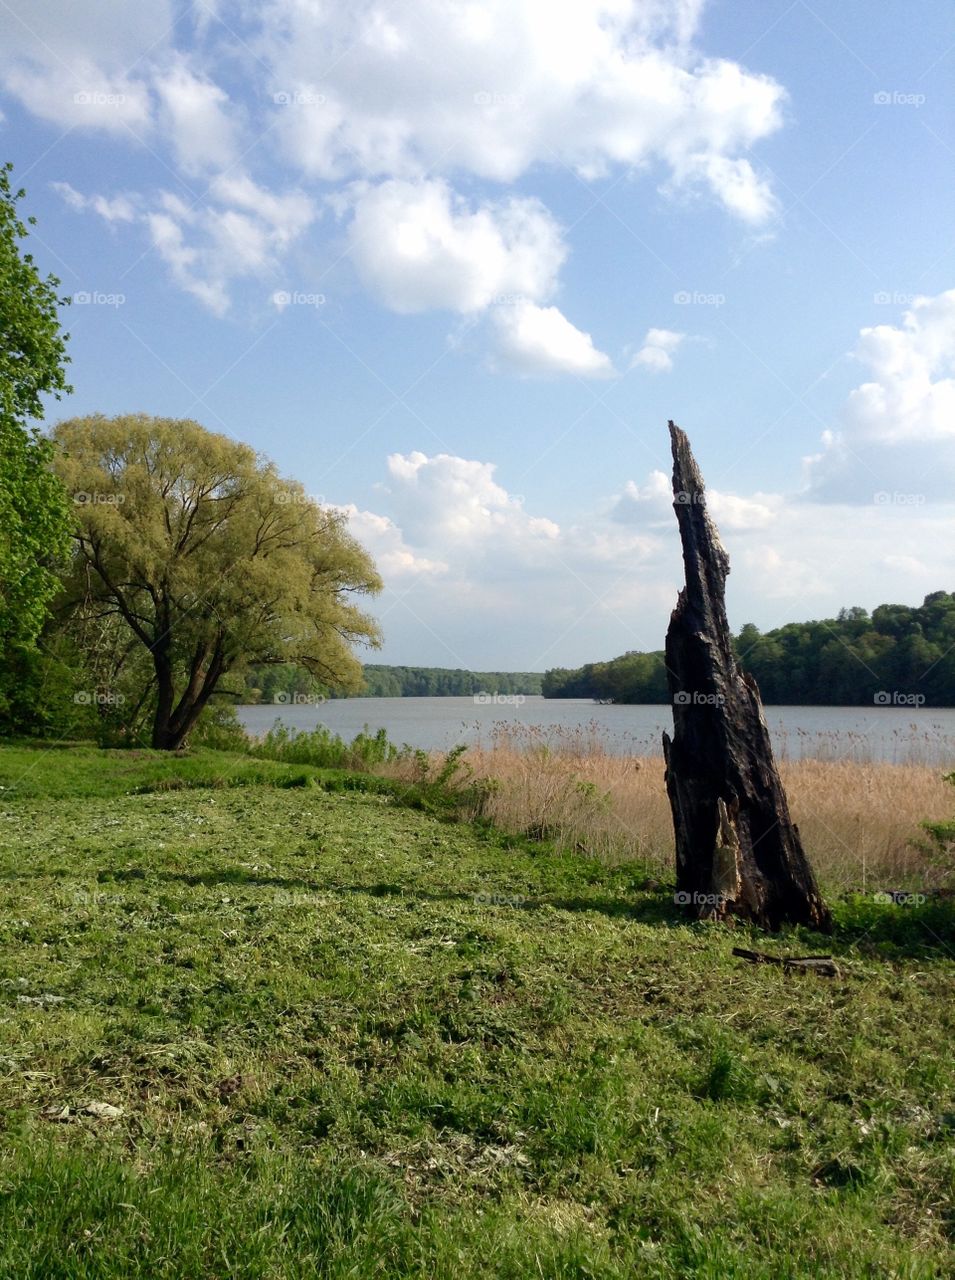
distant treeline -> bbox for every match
[542,592,955,707]
[234,664,543,703]
[360,666,543,697]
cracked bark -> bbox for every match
[662,421,832,933]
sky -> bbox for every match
[2,0,954,671]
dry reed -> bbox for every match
[386,722,954,893]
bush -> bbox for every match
[250,722,402,772]
[188,703,252,752]
[920,769,955,890]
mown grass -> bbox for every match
[0,742,952,1278]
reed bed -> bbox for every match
[387,722,955,893]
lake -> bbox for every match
[235,697,955,766]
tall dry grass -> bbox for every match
[389,723,954,893]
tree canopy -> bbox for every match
[0,162,72,720]
[52,414,383,748]
[543,593,955,706]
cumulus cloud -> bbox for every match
[630,327,685,372]
[0,0,170,134]
[806,288,955,502]
[343,179,614,376]
[3,0,787,355]
[51,182,137,223]
[340,447,672,663]
[611,469,776,530]
[346,179,565,315]
[263,0,784,219]
[492,301,616,378]
[54,173,316,315]
[335,505,449,578]
[154,59,238,174]
[333,446,955,665]
[382,451,560,555]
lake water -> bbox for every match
[235,697,955,766]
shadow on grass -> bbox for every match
[3,864,952,956]
[87,866,686,926]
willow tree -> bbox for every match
[52,414,382,749]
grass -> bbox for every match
[0,741,952,1277]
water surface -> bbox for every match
[236,697,955,765]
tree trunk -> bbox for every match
[662,421,832,933]
[151,649,177,750]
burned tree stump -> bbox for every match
[662,421,832,934]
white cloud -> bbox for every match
[737,544,821,601]
[492,301,615,378]
[335,505,449,578]
[611,468,776,530]
[51,181,137,223]
[56,170,317,314]
[0,0,171,134]
[344,178,613,376]
[346,179,566,315]
[881,553,930,577]
[2,0,790,381]
[707,491,777,532]
[154,59,237,174]
[807,288,955,502]
[348,447,671,663]
[223,444,955,666]
[382,451,560,554]
[209,174,314,250]
[3,0,788,364]
[2,59,152,134]
[262,0,783,222]
[630,327,685,372]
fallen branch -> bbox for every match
[732,947,839,977]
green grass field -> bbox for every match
[0,742,952,1278]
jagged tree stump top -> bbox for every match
[662,421,832,934]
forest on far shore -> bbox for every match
[233,664,544,703]
[541,592,955,707]
[230,593,955,708]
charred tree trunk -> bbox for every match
[662,421,832,933]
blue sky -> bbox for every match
[3,0,954,670]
